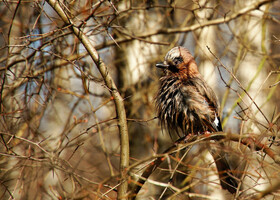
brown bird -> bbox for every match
[155,46,237,194]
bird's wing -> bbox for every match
[185,76,222,132]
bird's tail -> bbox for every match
[210,146,238,194]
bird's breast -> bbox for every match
[156,76,216,137]
[156,77,191,136]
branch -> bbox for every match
[130,132,280,199]
[206,46,270,124]
[45,0,129,199]
[119,0,275,40]
[254,180,280,199]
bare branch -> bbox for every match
[45,0,129,199]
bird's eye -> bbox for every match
[173,57,183,65]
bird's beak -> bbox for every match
[156,62,169,69]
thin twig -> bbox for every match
[206,46,270,124]
[130,132,280,199]
[45,0,130,199]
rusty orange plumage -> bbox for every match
[156,46,222,138]
[155,46,237,194]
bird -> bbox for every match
[155,46,237,194]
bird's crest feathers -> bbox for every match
[158,46,199,78]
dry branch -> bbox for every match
[45,0,129,199]
[115,0,275,40]
[130,132,280,199]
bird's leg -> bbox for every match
[184,133,194,142]
[204,131,211,137]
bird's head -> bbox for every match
[156,46,199,78]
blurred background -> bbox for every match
[0,0,280,199]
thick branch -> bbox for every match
[46,0,129,199]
